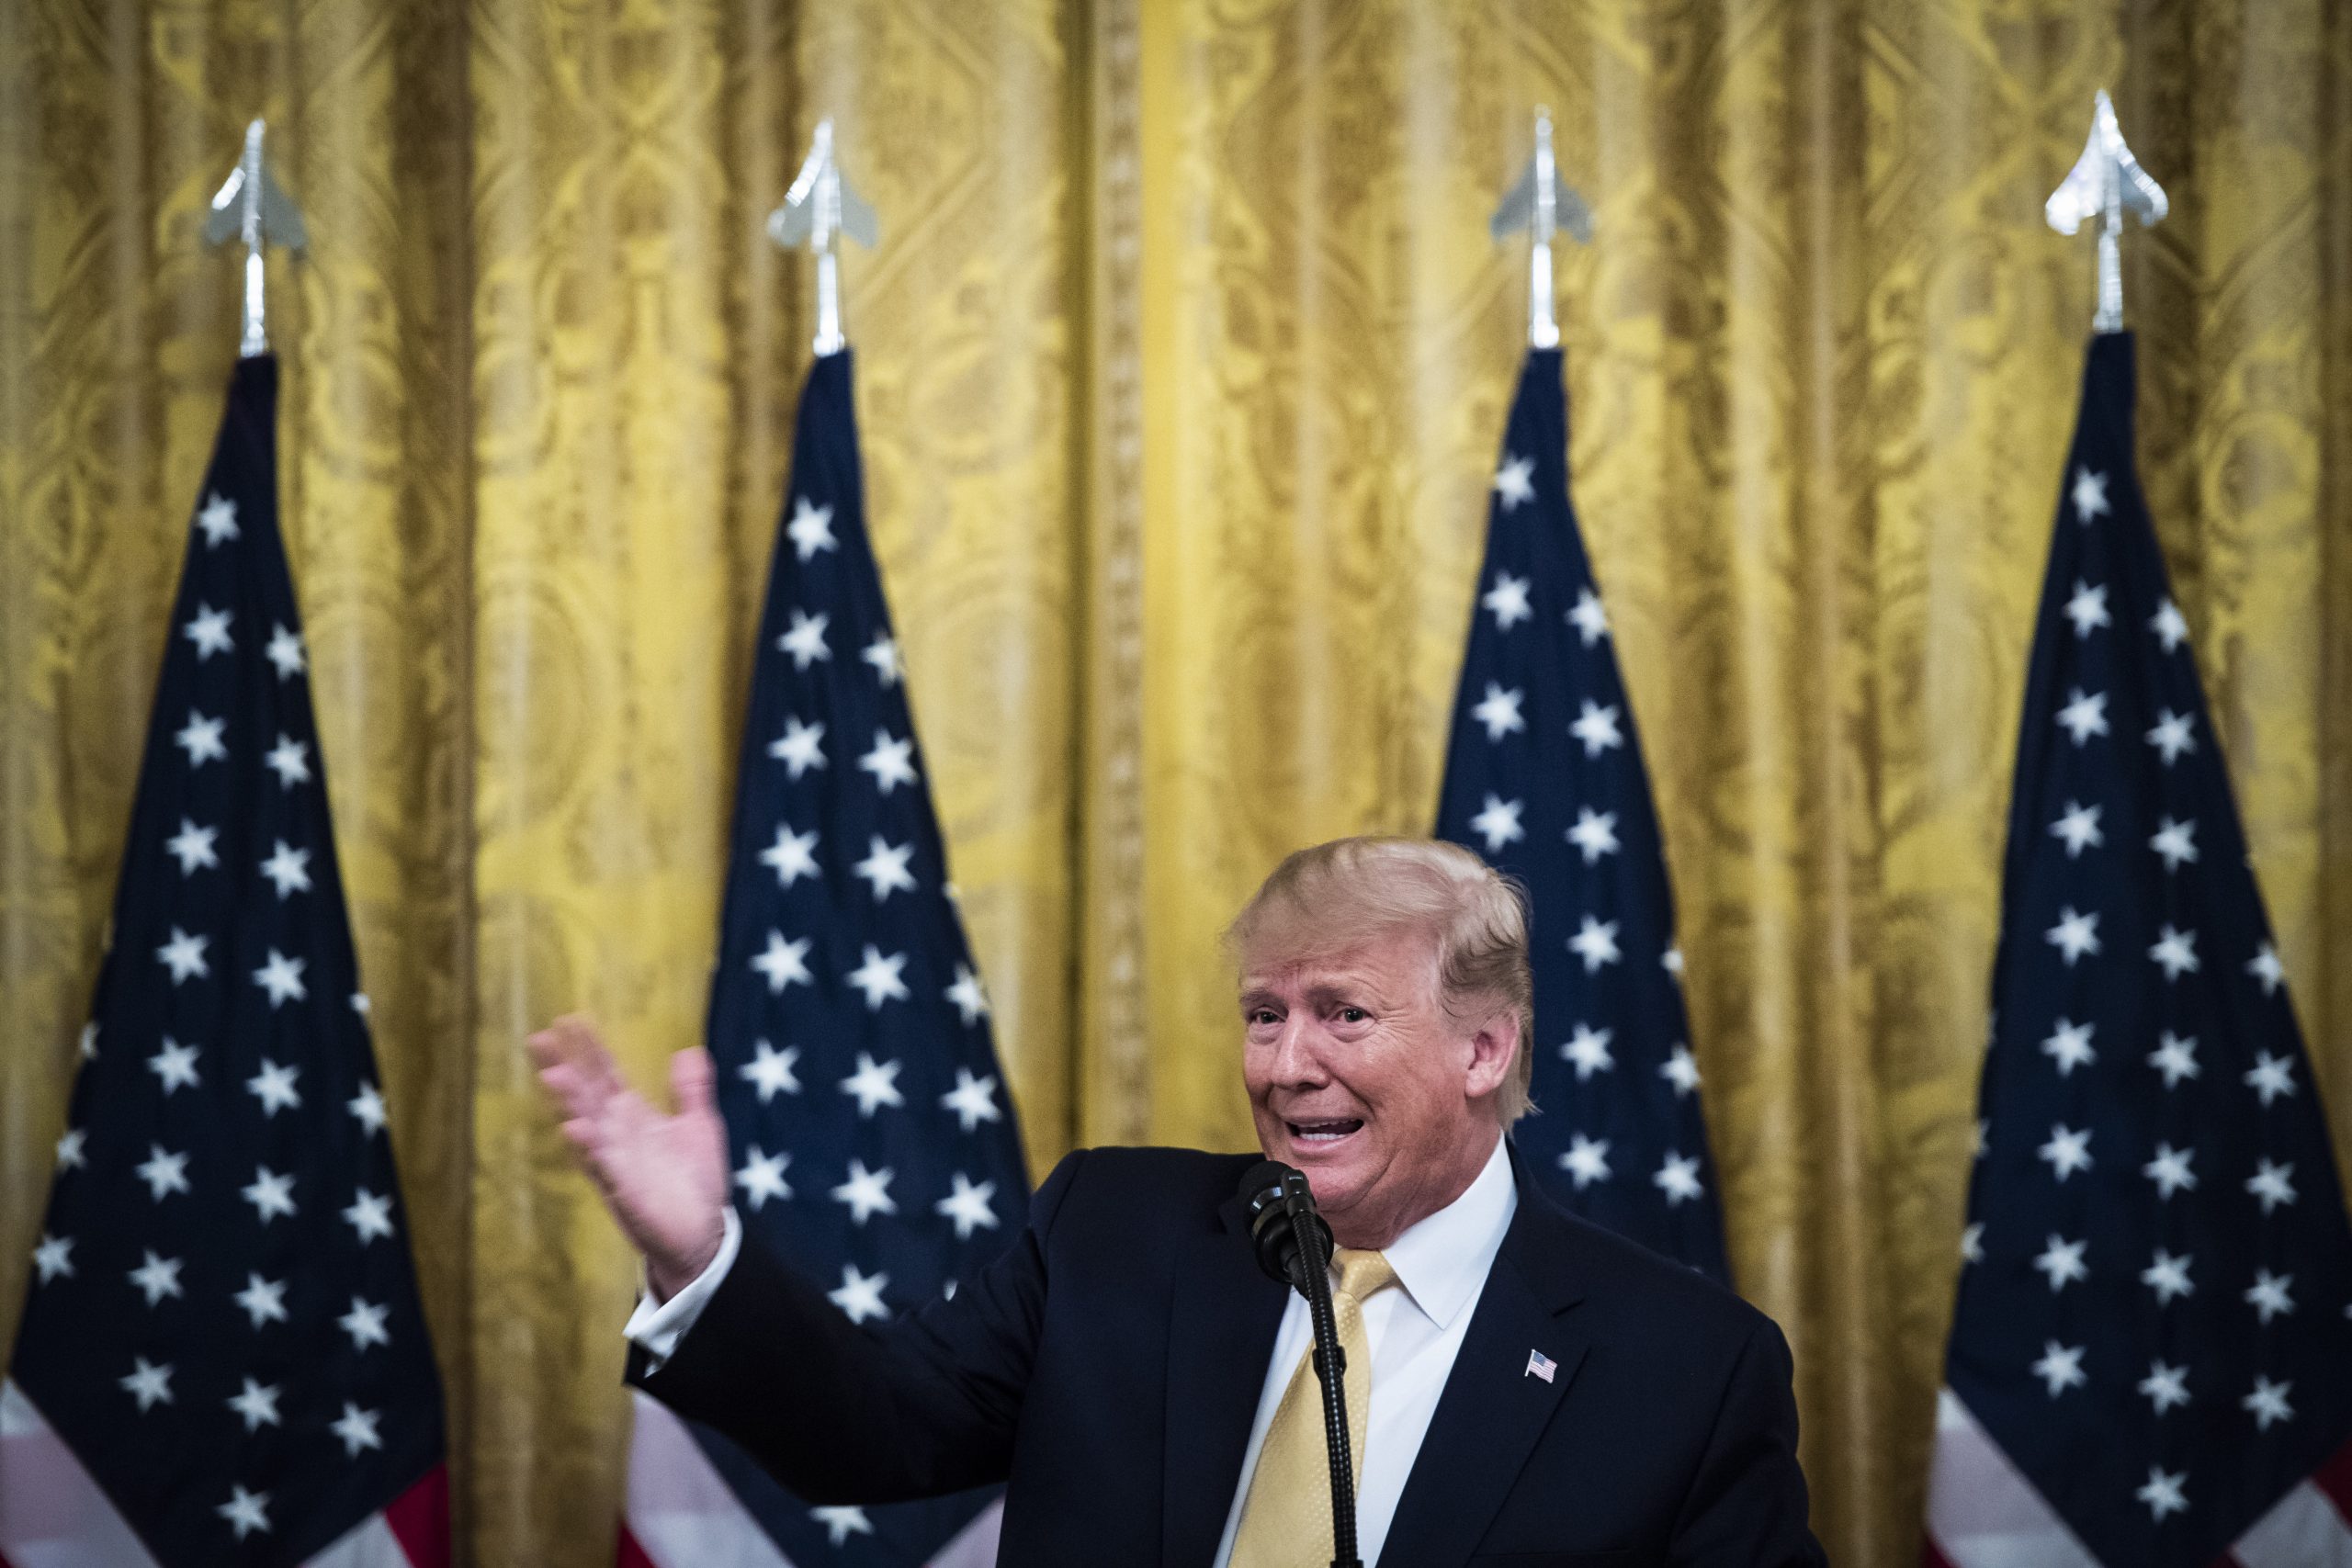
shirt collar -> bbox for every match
[1375,1132,1517,1331]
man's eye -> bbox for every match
[1249,1009,1279,1025]
[1338,1007,1367,1024]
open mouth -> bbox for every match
[1285,1118,1365,1146]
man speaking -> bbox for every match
[531,837,1825,1565]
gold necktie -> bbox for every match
[1228,1248,1400,1568]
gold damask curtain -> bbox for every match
[3,3,2346,1564]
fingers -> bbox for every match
[528,1014,627,1122]
[670,1047,718,1120]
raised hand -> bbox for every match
[527,1015,730,1301]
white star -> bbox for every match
[831,1158,899,1225]
[1566,807,1620,864]
[941,1067,1003,1132]
[2149,817,2199,871]
[2138,1360,2191,1415]
[2038,1122,2093,1181]
[2071,467,2109,523]
[786,496,837,560]
[1482,572,1533,630]
[53,1127,85,1170]
[767,716,827,777]
[339,1295,390,1350]
[1557,1134,1611,1189]
[196,491,240,546]
[2031,1339,2086,1397]
[2041,1018,2097,1077]
[2150,598,2188,652]
[944,964,990,1025]
[265,623,306,680]
[2148,925,2199,981]
[184,603,234,659]
[1960,1223,1984,1264]
[2246,1269,2296,1324]
[259,839,312,898]
[2055,687,2109,745]
[135,1143,190,1200]
[2246,942,2286,996]
[1467,794,1525,853]
[1569,700,1624,757]
[2045,907,2101,965]
[351,990,371,1015]
[348,1081,388,1135]
[129,1249,184,1306]
[1662,945,1684,980]
[253,948,308,1008]
[2245,1376,2294,1431]
[759,822,821,888]
[838,1052,906,1117]
[739,1040,802,1102]
[227,1378,282,1432]
[156,927,210,984]
[1568,917,1621,973]
[33,1233,74,1283]
[2142,1249,2195,1305]
[2033,1233,2089,1292]
[2144,708,2197,766]
[2064,580,2110,637]
[219,1485,271,1540]
[1560,1023,1615,1080]
[812,1505,876,1546]
[333,1402,384,1456]
[1973,1117,1989,1158]
[777,609,831,671]
[2245,1051,2297,1106]
[733,1145,793,1211]
[852,835,918,901]
[120,1357,175,1410]
[78,1021,96,1059]
[751,930,814,993]
[863,631,905,686]
[2246,1158,2298,1213]
[165,818,220,874]
[242,1165,298,1224]
[234,1273,288,1328]
[255,739,314,802]
[342,1187,395,1245]
[858,728,918,795]
[2136,1467,2188,1522]
[2048,801,2103,858]
[1470,682,1526,741]
[829,1263,891,1325]
[2147,1032,2200,1088]
[845,944,910,1010]
[175,708,228,767]
[148,1035,202,1091]
[936,1172,1001,1240]
[1493,454,1536,511]
[1566,586,1610,647]
[1660,1043,1702,1098]
[1652,1151,1703,1206]
[2142,1144,2197,1200]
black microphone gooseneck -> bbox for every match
[1239,1160,1362,1568]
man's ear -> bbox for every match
[1464,1010,1520,1100]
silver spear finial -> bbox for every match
[2046,89,2168,334]
[1490,108,1592,350]
[202,119,309,359]
[769,119,880,357]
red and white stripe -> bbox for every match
[1925,1385,2352,1568]
[0,1379,447,1568]
[620,1391,1001,1568]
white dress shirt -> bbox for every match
[625,1134,1518,1567]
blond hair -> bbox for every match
[1224,836,1535,1123]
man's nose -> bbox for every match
[1266,1016,1328,1086]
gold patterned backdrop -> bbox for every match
[3,2,2346,1564]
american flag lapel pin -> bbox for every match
[1525,1348,1556,1382]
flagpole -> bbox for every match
[1490,108,1591,350]
[770,119,881,356]
[202,118,309,358]
[2045,89,2167,333]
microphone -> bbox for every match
[1234,1161,1362,1568]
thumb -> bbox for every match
[670,1046,718,1120]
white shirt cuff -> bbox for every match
[623,1206,742,1373]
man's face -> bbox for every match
[1240,926,1514,1248]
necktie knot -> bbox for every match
[1333,1247,1396,1304]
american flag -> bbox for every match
[619,350,1027,1568]
[0,356,450,1567]
[1925,333,2352,1567]
[1434,346,1730,1281]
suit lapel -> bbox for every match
[1379,1149,1590,1566]
[1161,1193,1290,1568]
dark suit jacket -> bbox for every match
[630,1143,1826,1567]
